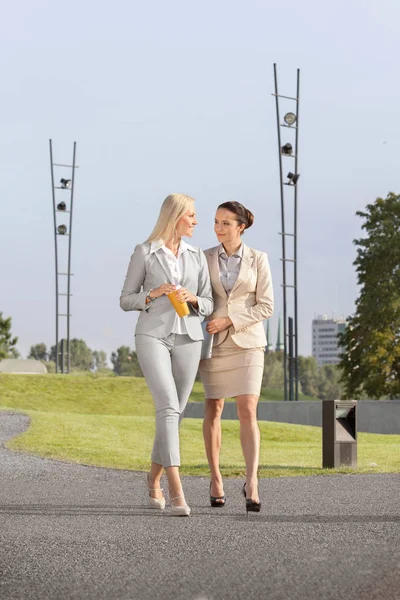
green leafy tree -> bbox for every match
[111,346,143,377]
[297,356,319,397]
[28,343,48,361]
[339,193,400,398]
[0,312,18,360]
[49,338,94,371]
[316,365,344,400]
[262,352,284,390]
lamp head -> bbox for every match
[282,143,293,155]
[287,172,300,185]
[284,112,297,126]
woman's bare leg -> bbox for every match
[165,466,187,507]
[236,394,260,503]
[148,461,164,499]
[203,398,225,500]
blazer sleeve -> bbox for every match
[119,244,149,312]
[194,249,214,317]
[229,252,274,332]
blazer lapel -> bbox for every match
[209,248,228,299]
[230,244,254,295]
[154,251,173,283]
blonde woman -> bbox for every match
[200,201,274,513]
[120,193,213,516]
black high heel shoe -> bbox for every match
[242,483,261,513]
[210,482,226,507]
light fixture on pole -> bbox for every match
[60,178,71,189]
[284,112,297,126]
[282,143,293,155]
[287,172,300,185]
[57,202,66,211]
[57,224,67,235]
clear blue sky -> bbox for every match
[2,0,400,360]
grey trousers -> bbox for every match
[135,333,202,468]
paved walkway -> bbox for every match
[1,411,399,600]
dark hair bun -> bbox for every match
[245,208,254,229]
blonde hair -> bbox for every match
[146,193,195,243]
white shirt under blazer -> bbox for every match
[203,243,274,348]
[120,241,214,340]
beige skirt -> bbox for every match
[199,330,264,399]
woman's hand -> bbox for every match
[206,317,232,334]
[175,287,198,307]
[150,284,177,299]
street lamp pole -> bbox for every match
[272,65,301,401]
[49,140,78,374]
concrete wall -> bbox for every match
[184,400,400,434]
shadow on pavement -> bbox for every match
[1,504,399,523]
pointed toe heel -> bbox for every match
[170,495,191,517]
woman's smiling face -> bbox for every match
[214,208,244,244]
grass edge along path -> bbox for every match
[1,406,400,478]
[1,373,399,478]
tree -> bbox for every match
[262,352,284,390]
[316,365,344,400]
[28,343,48,361]
[92,350,108,371]
[111,346,143,377]
[339,193,400,399]
[297,356,319,397]
[49,338,93,371]
[0,312,18,360]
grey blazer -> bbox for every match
[120,242,214,341]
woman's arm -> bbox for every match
[196,250,214,317]
[229,252,274,331]
[119,244,149,312]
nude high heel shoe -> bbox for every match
[146,474,166,510]
[170,495,191,517]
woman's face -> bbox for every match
[176,205,198,238]
[214,208,244,245]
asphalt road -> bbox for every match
[0,411,399,600]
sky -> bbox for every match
[2,0,400,361]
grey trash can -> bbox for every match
[322,399,357,468]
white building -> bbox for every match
[312,315,346,366]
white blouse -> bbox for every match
[150,240,190,334]
[218,243,243,295]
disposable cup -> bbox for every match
[167,286,190,317]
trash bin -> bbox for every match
[322,399,357,468]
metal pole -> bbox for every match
[293,72,300,400]
[66,142,77,374]
[61,338,64,373]
[49,139,59,374]
[288,316,294,401]
[273,63,288,401]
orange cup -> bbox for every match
[167,287,190,318]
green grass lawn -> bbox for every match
[1,373,399,478]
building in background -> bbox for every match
[312,315,346,366]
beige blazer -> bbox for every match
[204,244,274,348]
